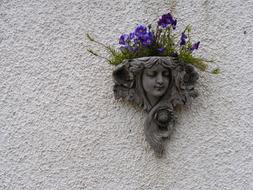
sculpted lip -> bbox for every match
[154,85,165,90]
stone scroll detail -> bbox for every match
[112,57,199,155]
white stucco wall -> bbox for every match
[0,0,252,189]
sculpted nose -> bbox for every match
[156,73,164,85]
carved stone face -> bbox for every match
[113,57,199,155]
[142,64,170,98]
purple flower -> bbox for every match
[132,46,138,52]
[120,45,133,52]
[170,52,178,57]
[134,25,147,37]
[180,32,187,46]
[157,47,165,53]
[139,32,153,46]
[133,37,140,44]
[158,13,177,29]
[172,19,177,30]
[129,32,135,39]
[189,41,200,52]
[119,34,129,45]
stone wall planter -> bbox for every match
[87,12,219,156]
[113,56,199,155]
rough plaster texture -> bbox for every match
[0,0,252,189]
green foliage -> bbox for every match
[177,50,208,71]
[107,45,161,65]
[108,48,133,65]
[86,33,95,42]
[86,20,219,74]
[87,49,98,56]
[211,68,220,74]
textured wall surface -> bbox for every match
[0,0,252,189]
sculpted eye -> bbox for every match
[163,71,170,77]
[146,71,156,77]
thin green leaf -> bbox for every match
[87,49,98,56]
[211,68,220,74]
[86,33,95,42]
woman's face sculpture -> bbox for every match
[113,57,199,155]
[142,64,170,98]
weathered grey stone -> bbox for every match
[113,56,199,155]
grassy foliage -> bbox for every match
[86,16,219,74]
[177,51,208,71]
[211,68,220,74]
